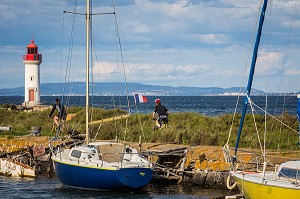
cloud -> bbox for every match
[0,67,22,74]
[0,4,16,27]
[0,0,300,92]
[93,60,211,82]
[195,34,229,44]
[0,45,23,54]
[255,50,283,76]
[284,68,300,76]
[92,58,243,88]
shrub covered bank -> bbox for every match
[0,107,298,150]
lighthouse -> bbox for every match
[22,39,42,107]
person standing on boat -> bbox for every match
[152,99,169,129]
[48,98,67,126]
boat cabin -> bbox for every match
[277,161,300,181]
[69,142,127,163]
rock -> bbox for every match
[31,126,41,136]
[191,171,207,186]
[205,171,217,186]
[215,172,225,187]
[199,153,206,162]
[32,146,46,158]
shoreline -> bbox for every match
[0,135,298,188]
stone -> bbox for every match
[191,171,207,186]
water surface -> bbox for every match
[0,176,238,199]
[0,95,297,116]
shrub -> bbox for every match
[0,107,298,150]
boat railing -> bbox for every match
[296,167,299,185]
[223,146,264,171]
[49,138,84,160]
[225,147,300,184]
[224,147,283,172]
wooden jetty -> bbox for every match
[147,144,188,182]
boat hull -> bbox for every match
[232,172,300,199]
[0,158,35,177]
[53,159,152,191]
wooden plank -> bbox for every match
[89,114,130,125]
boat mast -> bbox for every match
[86,0,90,144]
[233,0,268,158]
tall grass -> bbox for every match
[0,107,298,150]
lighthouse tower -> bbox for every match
[22,39,42,107]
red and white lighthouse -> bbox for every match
[22,39,42,107]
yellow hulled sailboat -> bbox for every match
[223,0,300,198]
[229,161,300,199]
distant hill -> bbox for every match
[0,82,266,96]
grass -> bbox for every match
[0,106,299,150]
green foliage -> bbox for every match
[0,107,298,150]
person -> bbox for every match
[152,99,169,129]
[49,98,67,127]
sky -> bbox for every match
[1,0,300,93]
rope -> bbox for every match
[272,0,298,120]
[226,0,264,145]
[63,1,78,106]
[248,97,264,156]
[263,0,272,162]
[251,101,298,134]
[59,11,65,90]
[57,0,80,111]
[112,0,131,114]
[133,95,146,142]
[57,0,86,137]
[111,1,147,144]
[226,174,237,190]
[264,95,268,159]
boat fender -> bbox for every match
[226,175,237,190]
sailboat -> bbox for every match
[49,0,152,191]
[223,0,300,198]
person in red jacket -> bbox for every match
[152,99,169,129]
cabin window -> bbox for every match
[71,150,81,158]
[278,167,299,180]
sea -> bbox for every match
[0,95,296,198]
[0,176,238,199]
[0,95,298,116]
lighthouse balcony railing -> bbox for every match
[23,54,42,62]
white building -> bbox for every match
[22,39,42,107]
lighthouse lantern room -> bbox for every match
[22,39,42,107]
